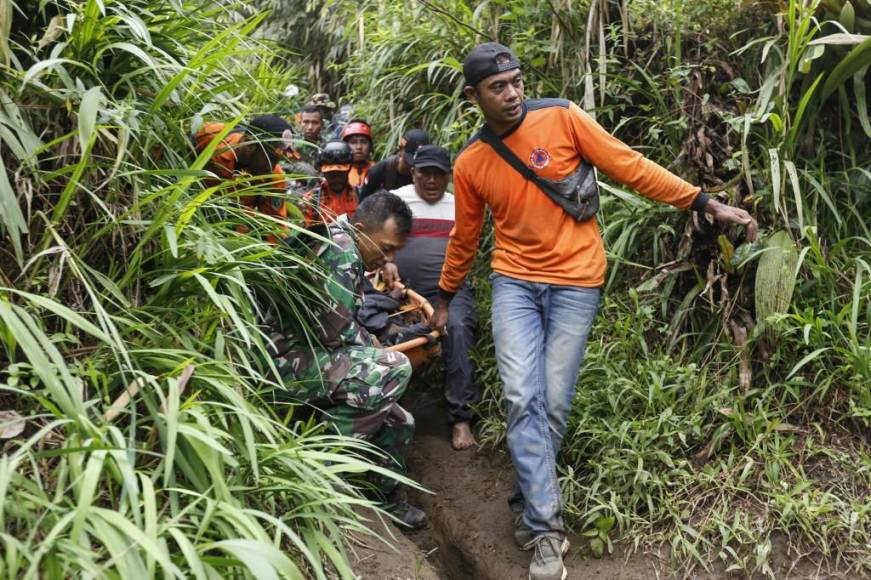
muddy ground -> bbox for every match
[350,390,835,579]
[347,506,442,580]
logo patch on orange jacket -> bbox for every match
[529,147,551,169]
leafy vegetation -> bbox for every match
[3,0,869,577]
[0,1,404,577]
[310,0,871,575]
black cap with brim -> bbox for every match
[463,42,520,87]
[412,145,451,173]
[246,115,295,163]
[400,128,431,165]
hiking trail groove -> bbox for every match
[351,393,824,579]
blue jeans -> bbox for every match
[491,273,600,536]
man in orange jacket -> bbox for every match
[431,43,758,580]
[193,115,295,241]
[341,119,375,193]
[302,141,359,227]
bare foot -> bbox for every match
[451,422,477,450]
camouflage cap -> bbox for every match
[307,93,336,111]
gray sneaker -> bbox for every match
[526,533,569,580]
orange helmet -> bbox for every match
[341,120,372,141]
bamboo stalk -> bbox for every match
[103,377,146,422]
[387,303,423,318]
[103,365,196,422]
[161,364,196,413]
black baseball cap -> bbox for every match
[246,115,295,163]
[247,115,294,141]
[399,128,431,165]
[412,145,451,173]
[463,42,520,87]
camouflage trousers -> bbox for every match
[275,345,414,494]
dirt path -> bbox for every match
[401,394,663,580]
[349,390,828,579]
[393,393,825,580]
[347,506,443,579]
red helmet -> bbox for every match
[341,120,372,141]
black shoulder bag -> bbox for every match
[478,126,600,222]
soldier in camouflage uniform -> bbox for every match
[296,96,333,167]
[268,192,426,528]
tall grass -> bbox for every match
[312,0,871,575]
[1,1,403,577]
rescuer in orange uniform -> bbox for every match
[193,115,296,242]
[303,141,359,227]
[341,119,375,194]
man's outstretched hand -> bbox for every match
[704,198,758,242]
[430,298,450,334]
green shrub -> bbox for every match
[0,1,404,577]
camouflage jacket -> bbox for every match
[316,218,373,347]
[295,139,322,168]
[286,217,373,349]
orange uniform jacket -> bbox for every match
[304,181,359,227]
[348,161,374,191]
[193,122,288,222]
[438,99,703,296]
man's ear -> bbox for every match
[463,85,478,104]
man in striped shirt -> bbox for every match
[390,145,479,450]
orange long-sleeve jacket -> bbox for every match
[194,122,289,243]
[438,100,705,297]
[194,123,288,216]
[348,160,374,191]
[303,180,358,228]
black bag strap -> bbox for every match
[478,125,561,199]
[478,123,601,222]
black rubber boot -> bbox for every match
[384,487,428,530]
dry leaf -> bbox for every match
[0,410,26,439]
